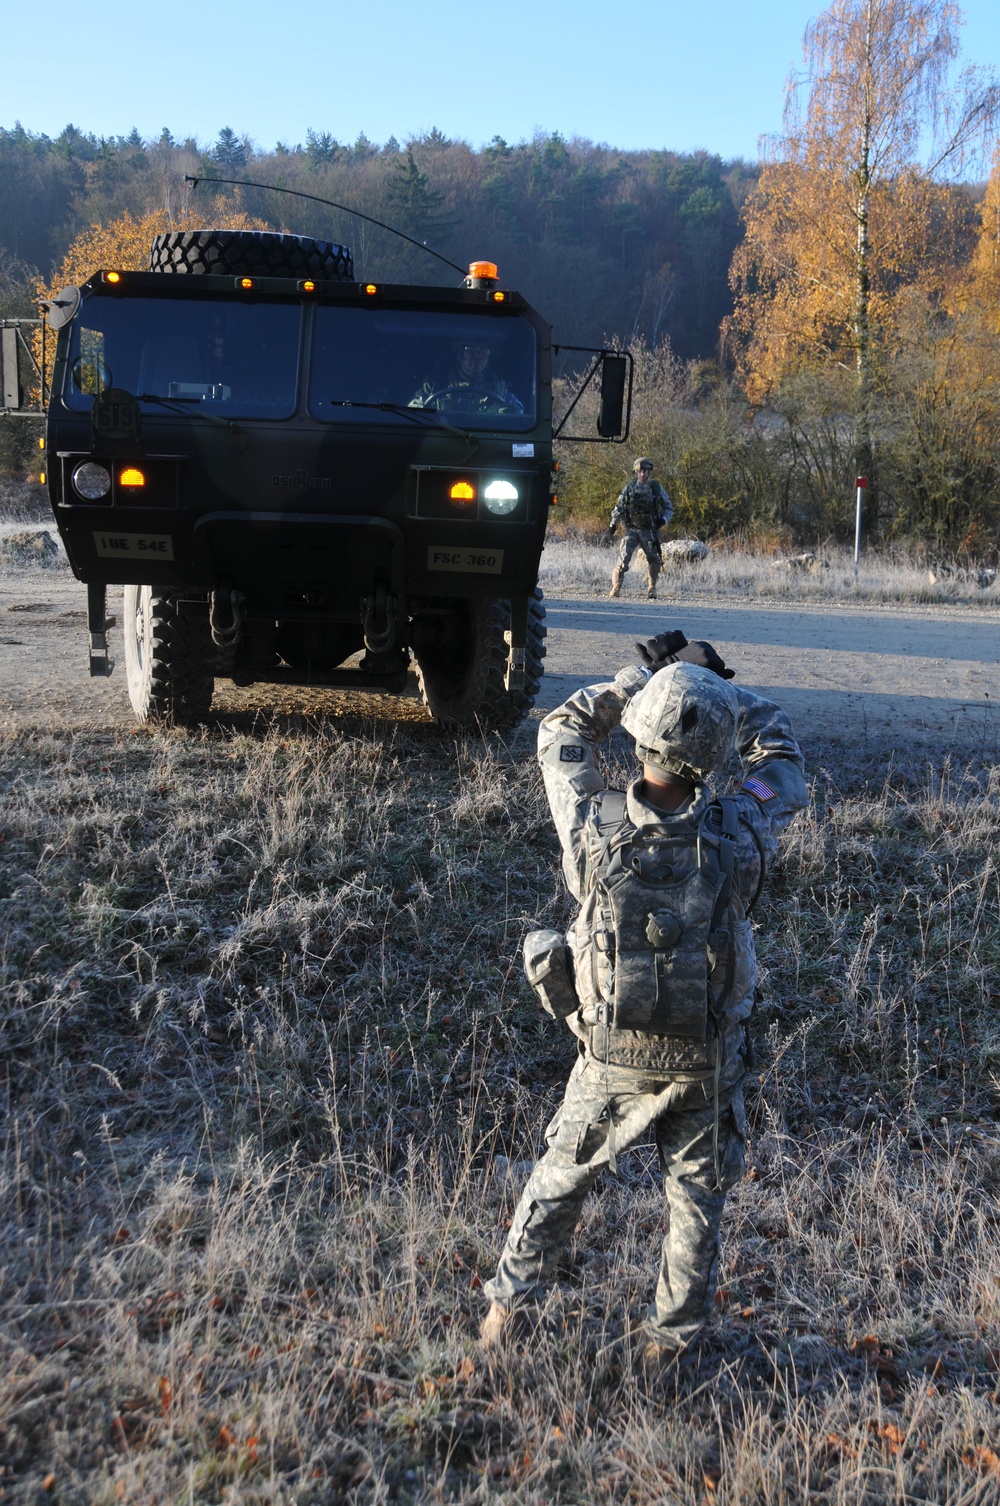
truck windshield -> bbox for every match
[308,307,537,430]
[63,295,301,418]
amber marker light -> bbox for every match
[365,283,378,296]
[104,271,122,284]
[449,481,476,505]
[493,291,505,302]
[239,277,254,290]
[119,467,146,487]
[302,280,316,292]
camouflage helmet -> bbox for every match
[621,662,738,781]
[633,456,654,474]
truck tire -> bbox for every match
[413,589,546,732]
[123,584,214,726]
[148,229,353,281]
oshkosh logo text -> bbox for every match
[271,467,332,491]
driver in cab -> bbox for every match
[409,340,524,415]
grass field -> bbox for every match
[2,487,1000,1503]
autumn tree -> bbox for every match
[730,0,999,524]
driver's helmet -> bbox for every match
[455,341,493,380]
[633,456,654,475]
[621,662,738,782]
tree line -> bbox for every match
[4,0,1000,555]
[0,122,749,361]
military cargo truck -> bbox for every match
[22,227,630,729]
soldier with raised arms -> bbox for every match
[479,629,808,1364]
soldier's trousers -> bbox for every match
[484,1050,746,1343]
[617,529,661,582]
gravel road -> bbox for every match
[2,570,998,755]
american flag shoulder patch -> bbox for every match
[742,776,776,801]
[560,745,586,763]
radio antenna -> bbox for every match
[185,174,466,276]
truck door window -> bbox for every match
[308,307,536,429]
[64,297,301,418]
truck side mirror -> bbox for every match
[597,354,627,438]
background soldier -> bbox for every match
[480,630,808,1364]
[606,457,673,599]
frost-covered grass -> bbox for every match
[0,477,52,527]
[2,718,1000,1503]
[539,533,1000,608]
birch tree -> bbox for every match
[730,0,999,518]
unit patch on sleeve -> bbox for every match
[560,745,586,763]
[742,775,777,801]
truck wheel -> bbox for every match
[123,585,214,726]
[149,229,353,281]
[413,589,546,732]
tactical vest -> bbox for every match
[620,483,663,530]
[573,792,747,1072]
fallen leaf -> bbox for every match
[42,1477,56,1492]
[869,1420,906,1454]
[157,1377,172,1413]
[218,1424,236,1450]
[826,1433,858,1460]
[963,1446,1000,1478]
[455,1356,475,1381]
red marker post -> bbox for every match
[854,476,868,576]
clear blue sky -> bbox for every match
[4,0,999,162]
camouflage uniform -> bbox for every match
[609,478,673,598]
[484,664,807,1346]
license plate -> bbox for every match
[93,532,175,561]
[427,547,504,574]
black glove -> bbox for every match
[634,630,688,669]
[602,528,616,546]
[673,640,735,680]
[635,633,735,680]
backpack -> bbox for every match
[577,791,751,1065]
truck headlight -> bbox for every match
[483,480,519,516]
[72,462,112,500]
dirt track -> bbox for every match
[2,569,998,756]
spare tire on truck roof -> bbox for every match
[149,229,354,281]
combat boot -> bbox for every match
[608,566,624,600]
[478,1301,525,1350]
[639,1332,694,1377]
[646,567,660,600]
